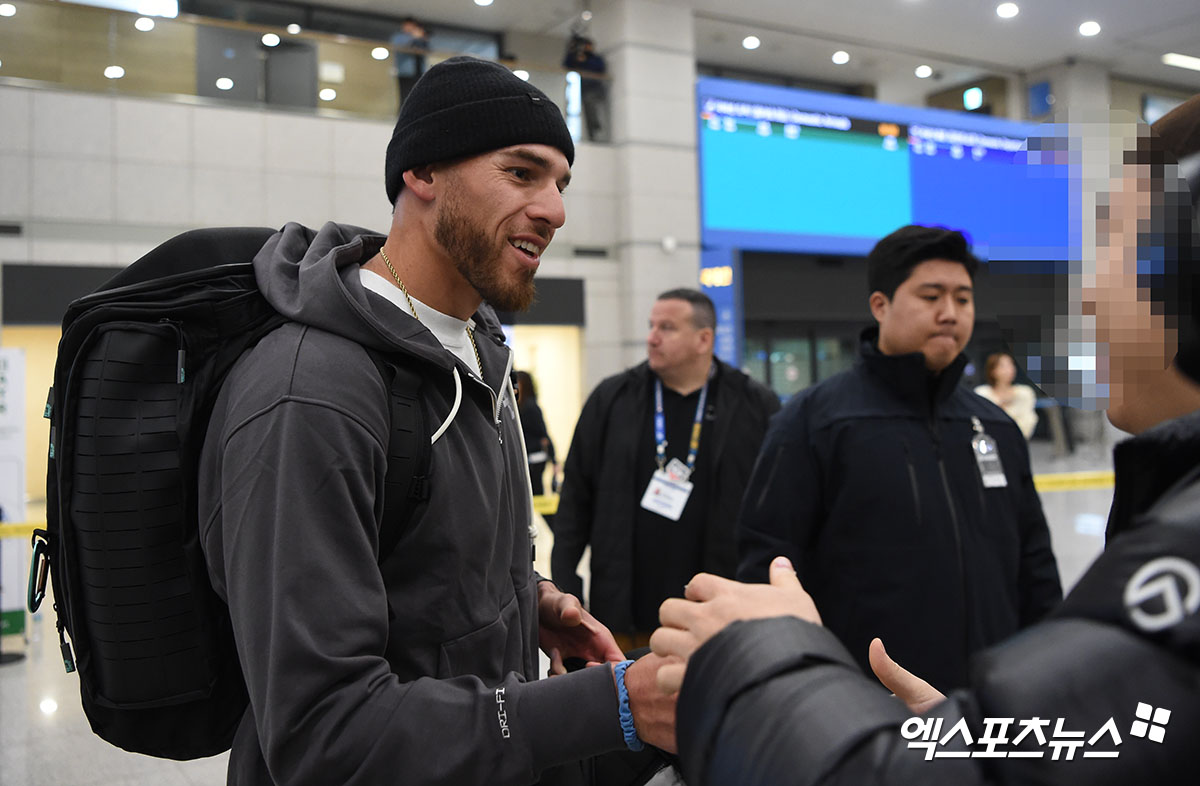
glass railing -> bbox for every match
[0,0,607,133]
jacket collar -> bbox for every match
[857,325,968,415]
[1108,409,1200,539]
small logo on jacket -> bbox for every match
[496,687,511,739]
[1123,556,1200,632]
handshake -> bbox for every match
[541,556,946,755]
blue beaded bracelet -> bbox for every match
[613,659,645,752]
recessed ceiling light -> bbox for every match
[513,69,530,81]
[1163,52,1200,72]
[963,87,984,111]
[1079,20,1101,37]
[832,50,850,65]
[319,88,337,101]
[474,0,494,6]
[0,4,15,17]
[915,64,933,79]
[261,33,280,47]
[371,46,389,60]
[104,65,125,79]
[134,16,155,31]
[742,35,761,50]
[996,3,1018,19]
[581,10,592,21]
[215,77,234,90]
[286,23,301,34]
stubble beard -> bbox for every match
[434,190,538,313]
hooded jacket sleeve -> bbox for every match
[736,394,822,583]
[204,385,623,785]
[679,495,1200,786]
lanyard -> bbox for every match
[654,372,711,473]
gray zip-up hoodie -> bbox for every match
[199,222,623,785]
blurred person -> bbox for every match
[737,224,1062,693]
[651,94,1200,786]
[199,57,676,786]
[974,351,1039,439]
[552,289,779,652]
[516,370,560,527]
[563,35,608,142]
[392,16,430,106]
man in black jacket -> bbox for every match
[552,289,779,651]
[652,95,1200,786]
[738,225,1062,692]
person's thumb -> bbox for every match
[868,638,945,715]
[769,555,801,589]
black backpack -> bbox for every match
[28,226,431,760]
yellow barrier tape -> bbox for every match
[0,522,40,541]
[0,476,1107,542]
[1033,470,1115,493]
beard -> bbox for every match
[434,190,538,313]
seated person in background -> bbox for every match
[975,351,1038,439]
[650,93,1200,786]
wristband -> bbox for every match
[612,659,645,752]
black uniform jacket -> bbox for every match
[738,327,1062,691]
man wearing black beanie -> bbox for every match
[736,222,1062,695]
[199,56,675,786]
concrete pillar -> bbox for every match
[591,0,701,368]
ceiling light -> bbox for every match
[831,50,850,65]
[261,33,280,47]
[914,64,933,79]
[1162,52,1200,72]
[134,16,155,31]
[996,3,1018,19]
[286,23,301,34]
[215,77,234,90]
[513,69,530,81]
[319,88,337,101]
[0,4,15,17]
[371,46,389,60]
[581,10,592,21]
[104,65,125,79]
[742,35,761,50]
[1079,20,1101,37]
[963,87,984,111]
[474,0,494,5]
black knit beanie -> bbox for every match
[385,56,575,205]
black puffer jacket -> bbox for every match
[679,409,1200,786]
[551,360,779,633]
[738,327,1062,691]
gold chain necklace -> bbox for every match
[378,247,483,374]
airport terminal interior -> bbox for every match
[1,0,1199,783]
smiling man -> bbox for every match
[736,224,1062,693]
[199,57,675,786]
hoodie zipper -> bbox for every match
[464,341,514,444]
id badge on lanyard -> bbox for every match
[971,416,1008,488]
[641,373,710,521]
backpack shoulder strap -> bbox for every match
[367,353,431,562]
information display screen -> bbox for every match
[697,77,1068,259]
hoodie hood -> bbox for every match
[253,221,505,373]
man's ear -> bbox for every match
[868,291,890,323]
[402,166,438,202]
[697,327,715,354]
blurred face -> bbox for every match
[871,259,975,372]
[647,299,710,375]
[434,144,569,312]
[992,354,1017,386]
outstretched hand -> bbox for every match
[537,581,624,675]
[651,556,820,694]
[868,637,946,715]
